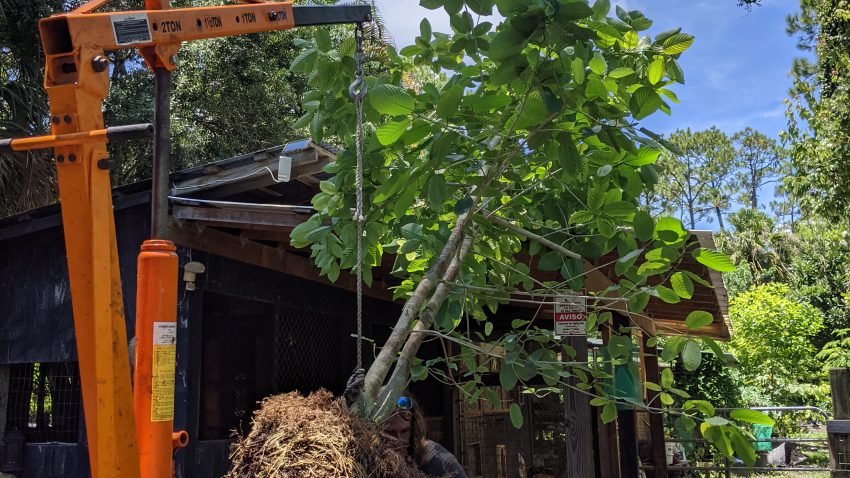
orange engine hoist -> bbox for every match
[0,1,371,477]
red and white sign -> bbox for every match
[554,289,587,337]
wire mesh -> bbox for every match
[6,362,81,443]
[274,302,346,395]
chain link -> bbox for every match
[349,22,366,371]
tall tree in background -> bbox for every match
[732,127,782,210]
[718,208,798,284]
[0,0,64,217]
[659,127,735,229]
[785,0,850,221]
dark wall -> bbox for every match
[0,204,149,364]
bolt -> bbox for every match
[63,115,72,124]
[56,155,64,163]
[52,116,60,124]
[97,158,110,170]
[169,55,178,66]
[68,154,77,162]
[91,55,109,73]
[268,11,278,21]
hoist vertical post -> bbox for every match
[151,69,171,238]
[40,38,141,478]
[135,2,184,476]
[133,240,183,478]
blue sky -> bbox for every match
[375,0,802,137]
[374,0,805,228]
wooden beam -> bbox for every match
[640,334,668,478]
[172,204,307,230]
[564,335,597,478]
[829,368,850,477]
[651,319,729,340]
[163,218,394,302]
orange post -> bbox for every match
[133,240,181,478]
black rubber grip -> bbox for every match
[106,123,154,142]
[292,4,371,26]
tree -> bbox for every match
[731,128,782,210]
[0,0,64,217]
[729,283,824,405]
[658,127,735,229]
[717,208,798,284]
[289,0,769,461]
[784,0,850,221]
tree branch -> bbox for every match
[478,209,581,261]
[371,232,475,422]
[355,209,473,417]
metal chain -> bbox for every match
[349,22,367,371]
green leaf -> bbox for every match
[485,321,494,336]
[661,336,685,362]
[670,272,694,299]
[645,381,662,392]
[427,174,448,207]
[685,310,713,330]
[601,402,617,423]
[319,180,336,195]
[705,416,730,427]
[420,0,443,8]
[490,25,527,61]
[437,85,465,119]
[654,216,686,244]
[571,58,586,84]
[647,57,664,84]
[376,119,411,145]
[315,29,332,52]
[370,84,415,116]
[627,147,661,166]
[608,67,635,79]
[628,291,650,313]
[729,427,757,467]
[500,363,518,390]
[591,0,610,19]
[509,403,524,428]
[629,86,662,120]
[538,250,563,271]
[662,33,695,55]
[589,58,607,75]
[685,399,715,417]
[586,78,607,99]
[466,0,493,15]
[661,368,673,388]
[730,409,774,426]
[682,339,702,371]
[692,248,735,272]
[633,211,654,242]
[654,286,680,304]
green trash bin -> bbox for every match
[752,424,773,452]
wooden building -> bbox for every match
[0,140,730,478]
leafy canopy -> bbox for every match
[288,0,760,460]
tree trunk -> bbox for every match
[715,206,725,230]
[371,233,475,422]
[355,209,473,417]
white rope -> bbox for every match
[350,22,367,370]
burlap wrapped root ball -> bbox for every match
[226,390,428,478]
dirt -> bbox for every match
[226,389,428,478]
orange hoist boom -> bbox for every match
[21,1,371,477]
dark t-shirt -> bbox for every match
[420,440,469,478]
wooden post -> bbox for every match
[565,336,597,478]
[596,325,621,478]
[640,334,668,478]
[829,368,850,477]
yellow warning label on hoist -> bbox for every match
[151,322,177,422]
